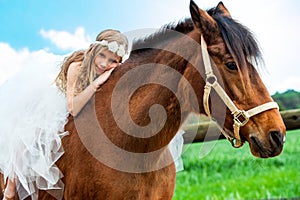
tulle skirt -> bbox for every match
[169,130,184,172]
[0,63,69,200]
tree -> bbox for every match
[272,89,300,111]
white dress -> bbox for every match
[0,63,69,200]
[169,130,184,172]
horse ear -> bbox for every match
[189,0,217,34]
[216,1,231,18]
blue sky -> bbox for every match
[0,0,299,94]
[0,0,140,53]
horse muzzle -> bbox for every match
[248,129,285,158]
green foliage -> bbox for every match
[272,89,300,110]
[174,130,300,199]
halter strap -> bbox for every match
[201,36,279,147]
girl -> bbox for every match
[0,29,128,200]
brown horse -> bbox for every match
[1,1,286,199]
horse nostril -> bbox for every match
[269,131,283,147]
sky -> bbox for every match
[0,0,299,94]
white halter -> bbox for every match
[201,36,279,148]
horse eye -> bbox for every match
[225,62,238,71]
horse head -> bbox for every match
[188,1,286,158]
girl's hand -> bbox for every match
[93,67,116,90]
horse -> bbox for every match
[1,1,286,199]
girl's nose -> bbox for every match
[101,59,109,68]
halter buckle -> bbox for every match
[233,110,249,126]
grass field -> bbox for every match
[173,129,300,200]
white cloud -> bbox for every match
[40,27,92,51]
[0,27,93,86]
[0,43,24,83]
[280,76,300,92]
[0,42,65,86]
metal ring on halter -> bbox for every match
[205,74,217,85]
[233,110,249,127]
[231,138,244,148]
[230,138,236,147]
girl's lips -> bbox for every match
[96,66,106,73]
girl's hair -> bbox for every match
[55,29,128,95]
[55,50,85,93]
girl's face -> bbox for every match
[94,49,121,75]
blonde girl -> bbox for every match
[56,29,128,116]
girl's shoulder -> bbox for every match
[68,61,82,76]
[69,61,82,70]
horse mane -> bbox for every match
[131,18,194,53]
[131,7,263,69]
[207,7,264,69]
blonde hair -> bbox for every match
[55,50,85,93]
[55,29,128,95]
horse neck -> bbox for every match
[119,31,204,152]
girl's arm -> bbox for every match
[66,62,115,117]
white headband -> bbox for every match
[95,40,126,58]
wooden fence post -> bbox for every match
[182,109,300,144]
[280,109,300,130]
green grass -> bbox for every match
[173,129,300,200]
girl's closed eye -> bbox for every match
[99,53,106,58]
[109,59,118,64]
